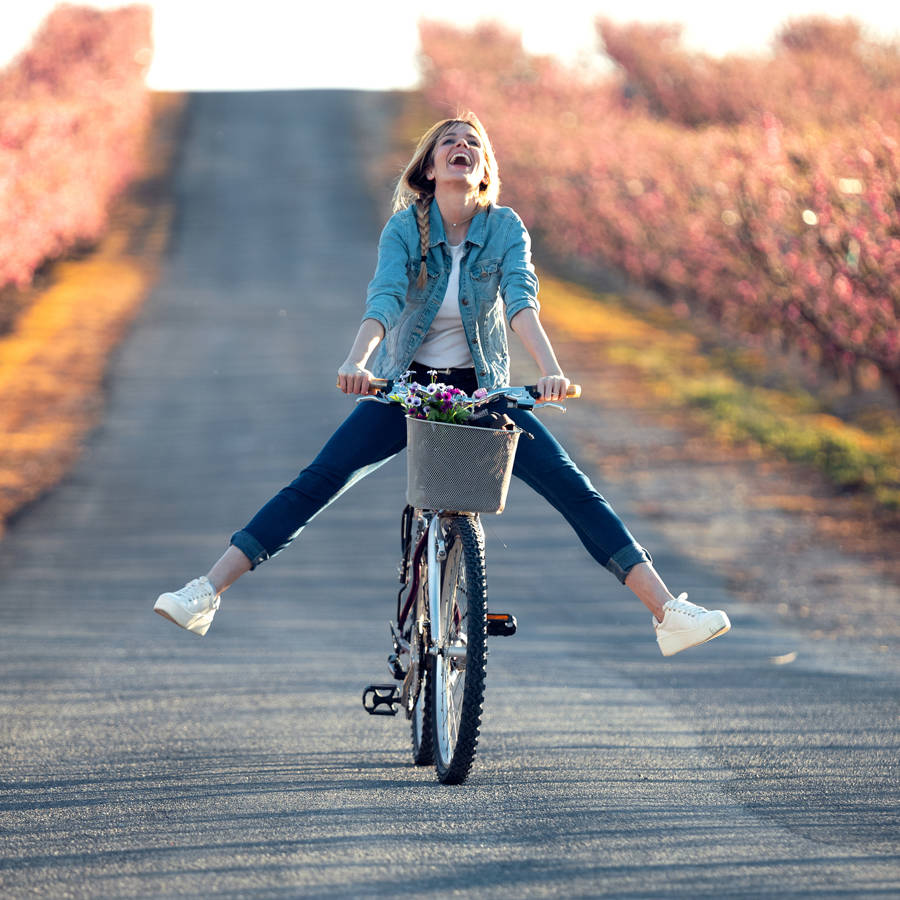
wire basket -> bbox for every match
[406,416,522,514]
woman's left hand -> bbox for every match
[535,373,571,402]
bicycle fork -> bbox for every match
[426,515,445,656]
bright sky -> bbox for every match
[3,1,900,90]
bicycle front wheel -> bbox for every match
[431,516,488,785]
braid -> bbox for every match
[414,196,432,289]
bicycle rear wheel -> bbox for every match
[431,516,488,784]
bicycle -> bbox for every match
[360,379,580,784]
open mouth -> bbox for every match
[448,151,472,168]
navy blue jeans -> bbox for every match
[231,388,651,585]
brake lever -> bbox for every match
[533,400,568,412]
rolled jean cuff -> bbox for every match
[230,530,269,571]
[607,544,652,584]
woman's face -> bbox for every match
[425,124,486,190]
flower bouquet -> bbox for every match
[387,370,487,423]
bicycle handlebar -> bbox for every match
[364,379,580,396]
[337,377,582,407]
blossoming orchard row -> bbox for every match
[0,5,152,292]
[418,19,900,403]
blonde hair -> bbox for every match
[392,113,501,288]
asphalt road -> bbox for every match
[1,91,897,899]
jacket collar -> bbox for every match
[427,200,489,249]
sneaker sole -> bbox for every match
[154,595,214,637]
[658,613,731,657]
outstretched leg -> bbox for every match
[155,400,407,634]
[508,408,730,655]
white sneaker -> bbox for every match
[654,593,730,656]
[154,577,220,636]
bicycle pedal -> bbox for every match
[486,612,517,637]
[362,684,400,716]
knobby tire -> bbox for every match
[410,624,434,765]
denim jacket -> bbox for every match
[363,202,540,390]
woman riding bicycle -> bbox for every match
[154,112,730,657]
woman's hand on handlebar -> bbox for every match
[535,373,571,402]
[337,362,374,395]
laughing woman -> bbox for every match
[154,112,731,657]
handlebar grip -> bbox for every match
[335,377,390,395]
[566,384,582,399]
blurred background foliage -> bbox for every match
[416,16,900,510]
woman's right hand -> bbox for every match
[337,361,374,395]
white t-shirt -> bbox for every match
[414,242,474,369]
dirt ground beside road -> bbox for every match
[0,92,185,536]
